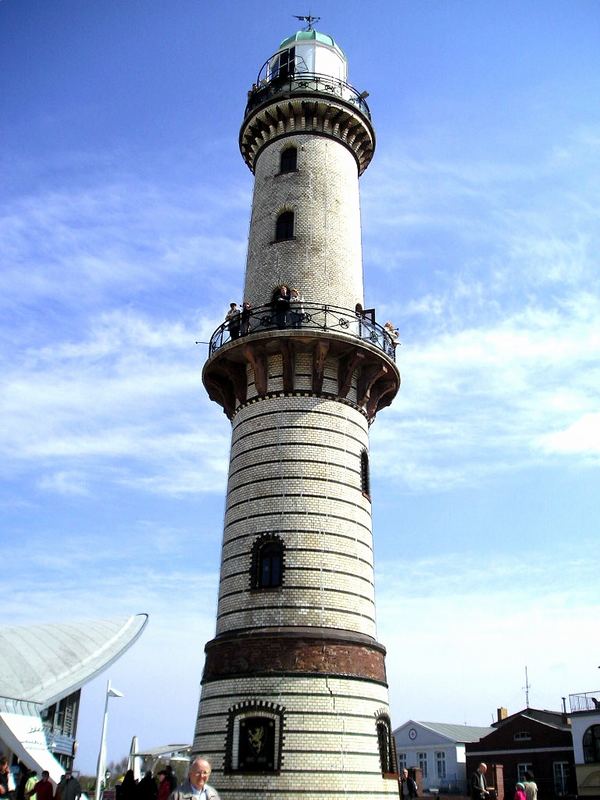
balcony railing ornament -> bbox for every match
[206,301,397,361]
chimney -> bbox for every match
[497,707,508,722]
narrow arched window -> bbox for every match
[251,535,284,589]
[280,146,297,173]
[360,449,371,498]
[376,713,397,777]
[583,725,600,763]
[275,211,294,242]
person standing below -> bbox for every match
[399,768,418,800]
[137,772,157,800]
[168,757,220,800]
[28,772,53,800]
[156,772,170,800]
[23,772,37,800]
[0,758,11,800]
[514,782,527,800]
[523,771,538,800]
[55,770,80,800]
[471,763,489,800]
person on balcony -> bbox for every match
[272,285,291,328]
[240,301,252,335]
[384,321,399,347]
[290,288,304,327]
[225,302,241,340]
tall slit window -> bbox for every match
[251,535,284,589]
[275,211,294,241]
[376,713,397,777]
[280,147,297,174]
[360,449,371,498]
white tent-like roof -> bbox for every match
[0,615,148,707]
[0,614,148,783]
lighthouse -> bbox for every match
[194,21,401,799]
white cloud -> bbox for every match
[538,412,600,457]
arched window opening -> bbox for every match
[376,713,397,777]
[225,701,285,773]
[583,725,600,763]
[360,449,371,498]
[280,147,297,174]
[275,211,294,242]
[251,535,284,589]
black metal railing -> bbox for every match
[245,71,371,120]
[208,301,397,359]
[569,691,600,712]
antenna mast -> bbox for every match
[523,665,531,707]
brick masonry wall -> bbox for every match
[216,392,376,639]
[243,135,364,311]
[194,674,400,798]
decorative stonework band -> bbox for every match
[240,96,375,175]
[202,629,388,685]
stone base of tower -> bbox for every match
[194,673,400,798]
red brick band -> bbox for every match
[202,630,387,684]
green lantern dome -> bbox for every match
[279,29,346,59]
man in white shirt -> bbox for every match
[168,757,220,800]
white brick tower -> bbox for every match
[194,24,401,799]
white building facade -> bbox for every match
[394,720,494,793]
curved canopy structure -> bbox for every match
[0,615,148,707]
[0,614,148,783]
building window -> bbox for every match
[583,725,600,763]
[251,535,284,589]
[553,762,570,795]
[360,449,370,498]
[514,731,532,741]
[517,764,533,782]
[376,713,397,777]
[275,211,294,241]
[418,752,428,778]
[397,753,407,771]
[280,147,297,173]
[436,751,446,779]
[225,701,284,773]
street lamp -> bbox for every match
[95,680,124,800]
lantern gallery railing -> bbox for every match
[245,71,371,119]
[208,302,397,359]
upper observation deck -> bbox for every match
[240,29,375,174]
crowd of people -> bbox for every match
[0,757,219,800]
[471,761,539,800]
[114,760,218,800]
[0,759,81,800]
[222,289,399,346]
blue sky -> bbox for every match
[1,0,599,775]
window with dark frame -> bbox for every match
[583,725,600,763]
[251,534,284,589]
[275,211,294,241]
[280,147,297,174]
[376,713,397,777]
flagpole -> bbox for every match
[95,680,124,800]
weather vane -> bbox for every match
[294,14,321,31]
